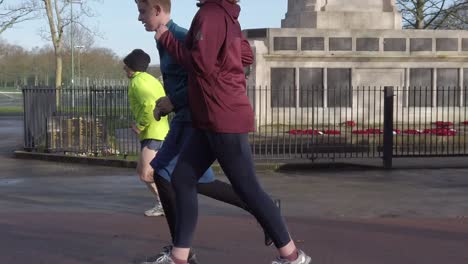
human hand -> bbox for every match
[156,96,174,115]
[131,123,141,135]
[155,24,168,40]
[140,172,154,183]
[154,107,163,121]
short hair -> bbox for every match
[135,0,171,13]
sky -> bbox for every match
[1,0,287,65]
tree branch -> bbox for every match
[424,0,446,28]
[398,0,418,15]
[431,0,468,29]
[0,0,36,34]
[402,17,417,28]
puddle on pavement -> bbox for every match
[0,179,24,186]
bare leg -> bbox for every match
[146,182,159,196]
[137,147,161,211]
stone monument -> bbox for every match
[244,0,468,126]
[282,0,402,29]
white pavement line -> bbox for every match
[0,92,21,99]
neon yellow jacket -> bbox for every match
[128,71,169,141]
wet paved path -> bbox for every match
[1,116,468,264]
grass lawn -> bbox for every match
[0,106,23,114]
[0,87,21,93]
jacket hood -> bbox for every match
[205,0,240,22]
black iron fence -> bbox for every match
[248,86,384,161]
[22,86,139,157]
[22,86,468,167]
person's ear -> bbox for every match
[154,5,161,16]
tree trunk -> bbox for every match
[416,0,425,29]
[55,55,62,89]
[55,54,62,106]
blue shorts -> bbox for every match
[150,121,215,183]
[140,139,163,151]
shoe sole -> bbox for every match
[144,213,165,216]
[302,256,312,264]
[145,214,164,217]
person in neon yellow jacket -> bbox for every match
[124,49,169,217]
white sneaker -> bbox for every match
[140,250,175,264]
[272,250,312,264]
[144,204,165,217]
[140,246,199,264]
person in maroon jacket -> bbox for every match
[152,0,312,264]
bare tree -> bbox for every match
[82,47,124,80]
[39,0,99,89]
[0,38,126,87]
[397,0,468,29]
[436,0,468,29]
[0,41,31,87]
[0,0,37,34]
[41,0,66,89]
[62,23,95,51]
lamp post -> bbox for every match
[75,45,85,86]
[69,0,82,89]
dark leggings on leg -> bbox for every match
[171,129,291,248]
[154,176,249,240]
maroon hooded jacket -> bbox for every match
[158,0,255,133]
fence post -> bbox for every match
[383,86,394,169]
[21,87,32,151]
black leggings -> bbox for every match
[171,129,291,248]
[154,176,249,240]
